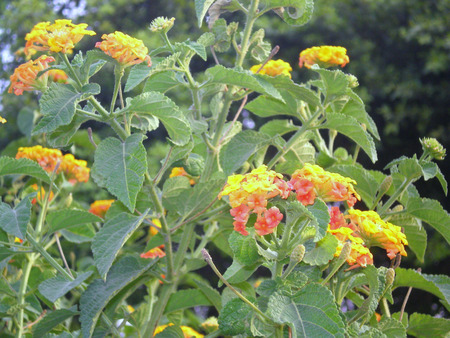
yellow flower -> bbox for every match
[30,183,55,205]
[150,218,162,236]
[8,55,55,95]
[299,46,349,69]
[169,167,195,185]
[89,200,115,218]
[154,324,204,338]
[95,31,151,67]
[250,59,293,78]
[16,145,90,184]
[0,117,6,124]
[201,317,219,333]
[25,19,95,55]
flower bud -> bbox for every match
[346,74,359,88]
[378,176,393,197]
[201,248,212,262]
[339,241,352,261]
[201,317,219,333]
[420,137,446,160]
[385,268,395,287]
[290,244,306,264]
[391,204,404,212]
[65,193,73,207]
[149,17,175,34]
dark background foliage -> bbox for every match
[0,0,448,318]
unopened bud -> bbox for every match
[391,204,404,212]
[339,242,352,261]
[65,193,73,207]
[378,176,393,196]
[290,244,305,263]
[149,17,175,34]
[420,137,446,160]
[201,248,212,262]
[385,268,395,287]
[346,74,359,88]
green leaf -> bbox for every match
[245,92,298,118]
[81,50,107,80]
[206,65,283,101]
[307,199,331,241]
[220,130,272,175]
[406,197,450,244]
[377,317,406,338]
[143,71,182,93]
[218,298,253,336]
[398,158,423,181]
[193,279,222,311]
[0,247,18,261]
[260,119,298,137]
[222,260,259,285]
[46,115,89,148]
[165,289,213,314]
[195,0,215,27]
[389,214,427,262]
[320,113,377,163]
[92,212,149,280]
[268,283,345,337]
[32,306,78,338]
[0,195,33,240]
[276,141,316,175]
[38,272,93,303]
[17,108,35,139]
[311,67,349,103]
[0,157,50,183]
[80,256,155,338]
[91,134,147,212]
[162,176,191,212]
[407,312,450,338]
[265,0,314,26]
[229,231,261,266]
[174,40,207,61]
[33,83,81,135]
[60,224,96,243]
[123,92,191,146]
[394,268,450,305]
[47,209,102,233]
[303,233,338,265]
[329,164,379,208]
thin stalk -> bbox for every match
[267,109,322,169]
[381,297,391,317]
[193,222,219,257]
[377,178,413,216]
[88,97,128,140]
[110,66,125,114]
[75,108,100,119]
[16,254,35,338]
[174,223,195,270]
[321,258,347,286]
[62,54,83,89]
[202,249,273,323]
[235,0,260,68]
[352,145,361,164]
[55,233,74,278]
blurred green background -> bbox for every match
[0,0,448,318]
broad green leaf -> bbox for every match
[165,289,213,314]
[206,65,283,101]
[79,256,156,338]
[162,176,191,213]
[154,326,185,338]
[329,164,379,208]
[17,108,34,138]
[46,115,89,148]
[320,113,377,163]
[265,0,314,26]
[92,211,149,280]
[307,199,331,241]
[91,134,147,212]
[229,231,261,266]
[81,50,107,80]
[377,317,406,338]
[394,268,450,305]
[406,197,450,244]
[435,165,448,195]
[60,224,96,243]
[0,157,50,183]
[143,71,182,93]
[303,233,338,265]
[174,41,207,61]
[38,271,93,303]
[398,158,423,181]
[0,195,33,240]
[312,66,349,103]
[245,92,298,118]
[32,306,78,338]
[211,19,235,52]
[218,298,253,336]
[276,141,316,175]
[419,161,447,195]
[47,209,102,233]
[339,89,379,139]
[268,283,345,337]
[193,279,222,311]
[389,214,427,262]
[0,247,18,262]
[220,130,271,175]
[195,0,215,27]
[33,83,81,135]
[222,260,259,285]
[260,119,298,137]
[123,92,191,145]
[407,312,450,338]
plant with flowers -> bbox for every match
[0,1,449,337]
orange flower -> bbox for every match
[48,69,68,83]
[154,324,204,338]
[89,200,115,218]
[250,59,293,78]
[16,145,90,184]
[140,245,165,259]
[299,46,349,69]
[149,218,162,236]
[24,19,95,55]
[30,183,54,205]
[95,31,151,67]
[289,164,360,207]
[8,55,55,95]
[169,167,195,185]
[220,165,289,236]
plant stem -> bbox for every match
[377,178,413,216]
[381,297,391,317]
[174,223,195,270]
[88,96,129,140]
[110,66,125,114]
[16,254,35,338]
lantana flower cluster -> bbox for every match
[299,46,349,69]
[88,199,115,218]
[219,165,289,236]
[16,145,90,184]
[250,59,293,78]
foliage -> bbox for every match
[0,0,449,337]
